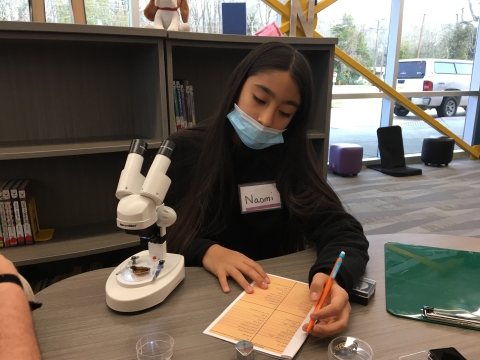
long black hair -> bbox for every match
[167,41,344,255]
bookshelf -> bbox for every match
[165,32,337,174]
[0,22,336,267]
[0,22,168,265]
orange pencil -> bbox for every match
[306,251,345,333]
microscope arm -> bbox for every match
[116,139,176,261]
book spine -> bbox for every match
[183,81,193,128]
[172,80,181,131]
[184,84,190,128]
[175,81,185,130]
[10,181,25,246]
[0,208,9,247]
[0,219,3,248]
[2,183,18,246]
[0,187,9,247]
[19,180,34,245]
[189,85,196,126]
[179,83,189,129]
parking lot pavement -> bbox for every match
[328,95,466,158]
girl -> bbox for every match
[164,41,369,337]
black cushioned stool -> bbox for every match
[421,136,455,166]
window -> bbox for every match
[138,0,150,28]
[455,63,473,75]
[0,0,29,21]
[44,0,72,23]
[398,61,426,79]
[434,62,456,74]
[84,0,129,26]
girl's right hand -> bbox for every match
[202,244,270,294]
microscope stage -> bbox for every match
[106,251,185,312]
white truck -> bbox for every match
[394,58,473,117]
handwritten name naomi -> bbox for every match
[244,195,274,204]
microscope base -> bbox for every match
[105,250,185,312]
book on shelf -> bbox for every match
[179,82,190,128]
[10,179,26,246]
[0,214,3,248]
[18,179,34,245]
[182,80,192,128]
[1,180,18,246]
[183,80,198,128]
[71,265,83,277]
[172,80,182,131]
[89,261,103,271]
[175,80,186,130]
[0,179,38,247]
[172,79,196,131]
[0,181,8,247]
[39,277,49,292]
[187,84,196,127]
[33,279,43,294]
[0,227,2,248]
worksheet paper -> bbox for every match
[204,275,314,359]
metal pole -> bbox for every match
[130,0,139,27]
[379,0,404,129]
[416,13,426,58]
[463,20,480,147]
[373,20,380,74]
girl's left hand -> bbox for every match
[301,272,351,337]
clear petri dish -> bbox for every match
[328,336,373,360]
[136,332,174,360]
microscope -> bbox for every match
[106,139,185,312]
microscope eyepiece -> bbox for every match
[156,140,175,159]
[129,139,148,157]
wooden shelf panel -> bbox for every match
[167,31,338,47]
[1,29,167,152]
[0,29,334,266]
[0,137,162,160]
[0,21,167,41]
[1,222,138,267]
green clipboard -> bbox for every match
[385,242,480,331]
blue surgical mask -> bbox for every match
[227,104,286,150]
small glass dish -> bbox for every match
[328,336,373,360]
[136,332,174,360]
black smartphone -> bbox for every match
[428,347,466,360]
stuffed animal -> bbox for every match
[144,0,190,31]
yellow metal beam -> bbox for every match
[327,35,480,159]
[30,0,46,22]
[279,0,337,34]
[70,0,86,24]
[472,145,480,160]
[260,1,479,159]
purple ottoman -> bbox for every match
[328,143,363,176]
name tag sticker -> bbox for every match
[238,182,282,214]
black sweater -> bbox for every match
[164,128,369,293]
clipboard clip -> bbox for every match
[422,306,480,329]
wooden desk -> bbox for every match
[33,234,480,359]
